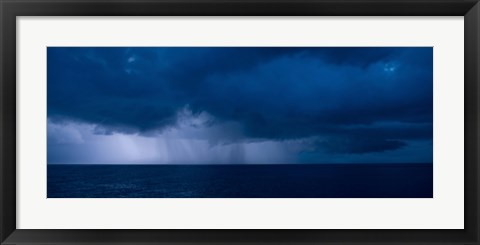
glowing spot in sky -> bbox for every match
[383,63,398,72]
[127,56,136,63]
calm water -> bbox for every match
[47,164,433,198]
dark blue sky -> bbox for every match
[47,47,433,164]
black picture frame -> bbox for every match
[1,0,479,244]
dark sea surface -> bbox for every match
[47,164,433,198]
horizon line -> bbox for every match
[47,162,433,166]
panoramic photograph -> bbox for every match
[47,47,433,198]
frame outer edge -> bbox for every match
[465,1,480,244]
[475,3,479,243]
[0,0,3,242]
[0,1,17,244]
[1,0,480,244]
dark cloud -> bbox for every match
[314,138,407,154]
[47,47,432,156]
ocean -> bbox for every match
[47,163,433,198]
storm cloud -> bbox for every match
[47,47,433,163]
